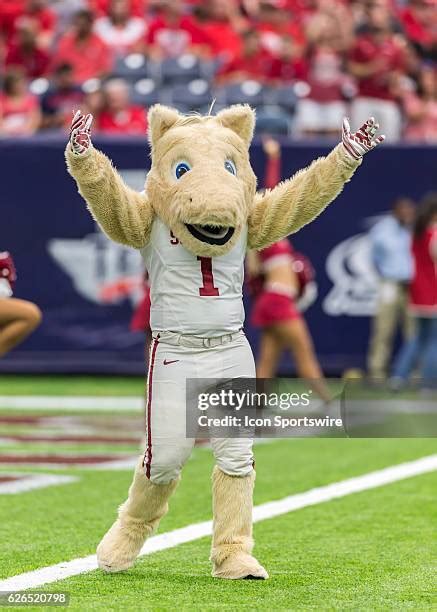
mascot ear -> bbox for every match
[216,104,255,148]
[148,104,181,148]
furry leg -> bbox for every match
[97,457,179,573]
[210,466,268,580]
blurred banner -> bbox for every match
[1,136,436,374]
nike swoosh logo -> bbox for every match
[163,359,180,365]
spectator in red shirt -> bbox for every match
[392,193,437,390]
[399,0,436,61]
[49,0,89,36]
[295,1,355,136]
[22,0,56,48]
[409,194,437,317]
[5,17,50,78]
[402,63,437,142]
[145,0,209,59]
[305,0,353,52]
[217,29,274,82]
[0,68,41,136]
[255,0,306,58]
[295,10,353,136]
[41,62,84,130]
[268,34,308,82]
[0,1,26,45]
[97,78,148,134]
[94,0,146,57]
[89,0,147,18]
[196,0,248,64]
[55,9,114,84]
[349,4,407,141]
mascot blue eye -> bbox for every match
[224,160,237,176]
[174,161,191,180]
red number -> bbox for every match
[197,257,219,296]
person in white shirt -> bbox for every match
[94,0,146,56]
[367,197,415,380]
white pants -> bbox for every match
[143,330,255,484]
[350,97,402,142]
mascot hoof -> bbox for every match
[212,552,269,580]
[96,519,146,573]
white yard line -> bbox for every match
[0,396,142,411]
[1,396,435,413]
[0,474,78,495]
[0,453,436,592]
[0,458,139,471]
[90,457,139,470]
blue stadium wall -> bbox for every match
[0,136,436,375]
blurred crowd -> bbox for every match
[0,0,436,140]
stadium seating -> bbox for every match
[112,54,150,82]
[131,78,163,107]
[266,85,298,115]
[170,79,212,113]
[215,81,267,109]
[150,55,202,85]
[255,108,292,136]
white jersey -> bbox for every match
[140,218,246,337]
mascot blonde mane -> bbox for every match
[65,105,383,580]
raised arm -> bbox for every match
[65,111,154,249]
[248,118,384,249]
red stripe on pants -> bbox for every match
[145,336,159,479]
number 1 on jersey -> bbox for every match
[197,257,219,296]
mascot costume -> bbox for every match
[66,105,383,579]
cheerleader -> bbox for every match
[0,252,41,357]
[99,270,151,359]
[247,138,330,402]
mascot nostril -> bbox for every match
[66,103,383,581]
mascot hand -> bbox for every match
[341,117,385,161]
[69,110,93,155]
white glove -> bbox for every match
[342,117,385,161]
[69,110,93,155]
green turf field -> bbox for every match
[0,376,436,610]
[0,375,145,396]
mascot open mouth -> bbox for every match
[185,224,235,245]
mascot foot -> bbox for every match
[210,467,268,581]
[97,518,147,573]
[212,552,269,580]
[97,457,179,573]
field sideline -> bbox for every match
[0,376,436,610]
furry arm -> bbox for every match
[65,146,154,248]
[247,144,361,249]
